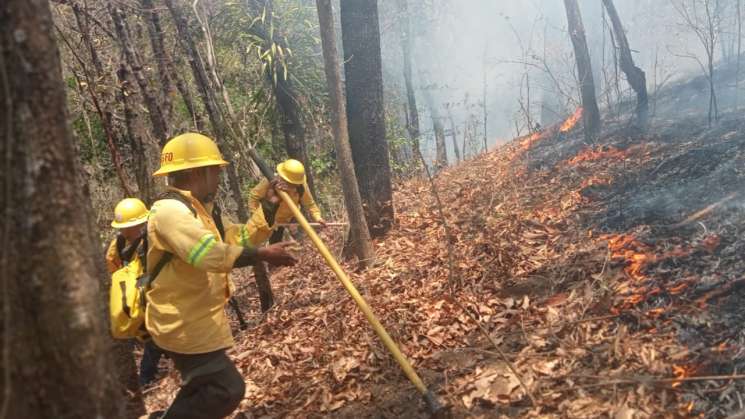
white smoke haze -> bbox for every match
[376,0,729,165]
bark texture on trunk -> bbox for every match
[141,0,174,125]
[316,0,375,267]
[602,0,648,127]
[0,1,133,417]
[108,2,170,146]
[340,0,394,237]
[564,0,601,141]
[117,64,153,203]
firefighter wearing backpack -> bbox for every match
[106,198,149,274]
[144,132,297,419]
[107,198,164,387]
[238,159,325,312]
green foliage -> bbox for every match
[71,113,107,164]
[309,150,336,179]
[65,75,77,89]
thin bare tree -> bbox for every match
[316,0,375,267]
[564,0,602,141]
[602,0,649,127]
[671,0,721,125]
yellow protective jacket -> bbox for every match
[145,187,253,354]
[105,235,143,274]
[244,178,322,245]
[105,238,124,275]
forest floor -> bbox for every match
[144,90,745,418]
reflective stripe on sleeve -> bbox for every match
[187,234,217,266]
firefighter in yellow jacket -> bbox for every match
[235,159,324,313]
[105,198,149,274]
[106,198,164,387]
[244,158,326,246]
[144,132,296,419]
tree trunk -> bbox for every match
[316,0,375,267]
[71,2,103,75]
[433,116,447,171]
[117,64,153,203]
[108,2,170,146]
[141,0,174,125]
[602,0,648,127]
[0,1,133,417]
[165,0,249,221]
[172,54,205,131]
[340,0,394,237]
[419,77,447,170]
[449,114,460,163]
[397,0,421,155]
[563,0,601,141]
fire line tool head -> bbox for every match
[424,390,451,418]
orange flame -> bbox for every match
[568,146,631,165]
[560,107,583,132]
[603,234,654,282]
[602,234,694,287]
[518,131,543,152]
[513,107,585,156]
[672,364,700,388]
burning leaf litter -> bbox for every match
[144,111,745,418]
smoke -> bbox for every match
[376,0,726,165]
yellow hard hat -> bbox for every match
[153,132,229,177]
[111,198,149,229]
[276,159,306,185]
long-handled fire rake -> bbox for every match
[244,149,446,416]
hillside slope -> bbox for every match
[145,81,745,418]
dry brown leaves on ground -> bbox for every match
[145,114,745,418]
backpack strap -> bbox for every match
[115,234,126,261]
[149,252,172,284]
[137,234,148,271]
[211,202,225,240]
[119,234,143,266]
[137,251,172,289]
